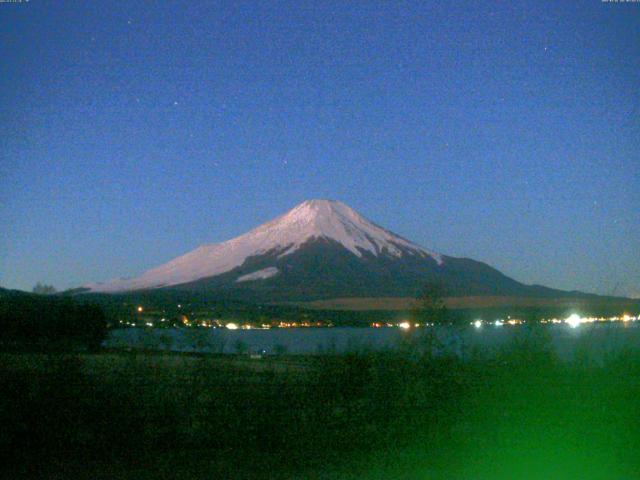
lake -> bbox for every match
[105,322,640,361]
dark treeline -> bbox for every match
[0,288,107,351]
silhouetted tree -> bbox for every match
[413,283,449,325]
[32,283,57,295]
[0,292,107,351]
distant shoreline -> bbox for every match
[291,295,640,311]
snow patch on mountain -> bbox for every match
[236,267,279,283]
[85,199,442,293]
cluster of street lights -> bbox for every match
[469,313,638,329]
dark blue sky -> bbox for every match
[1,1,638,296]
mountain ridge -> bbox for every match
[83,199,607,303]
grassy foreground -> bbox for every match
[1,329,639,479]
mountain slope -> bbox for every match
[85,199,441,293]
[84,199,593,302]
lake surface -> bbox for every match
[105,323,640,361]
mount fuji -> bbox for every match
[83,199,582,302]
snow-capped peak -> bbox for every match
[85,199,442,293]
[264,199,439,259]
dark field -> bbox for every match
[2,331,640,479]
[294,295,639,312]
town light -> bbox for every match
[226,322,239,330]
[473,320,482,329]
[565,314,582,328]
[398,322,411,330]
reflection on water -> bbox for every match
[105,323,640,361]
